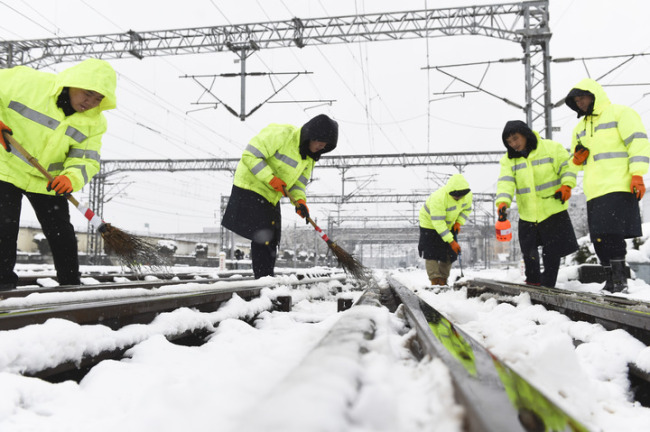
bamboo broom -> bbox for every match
[283,186,368,280]
[2,132,166,272]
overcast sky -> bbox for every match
[2,0,650,234]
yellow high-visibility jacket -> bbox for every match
[0,58,117,194]
[496,131,576,223]
[419,173,472,243]
[234,123,314,204]
[567,78,650,201]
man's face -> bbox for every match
[69,87,104,113]
[574,94,594,113]
[309,140,327,153]
[505,132,527,153]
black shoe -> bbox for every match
[610,258,628,293]
[601,266,614,292]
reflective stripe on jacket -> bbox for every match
[0,58,116,194]
[418,174,473,243]
[233,123,314,205]
[496,131,576,223]
[568,78,650,201]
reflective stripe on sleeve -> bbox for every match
[245,144,265,159]
[8,101,59,130]
[251,160,268,175]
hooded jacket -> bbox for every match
[0,58,117,194]
[234,114,338,204]
[565,78,650,201]
[496,121,576,223]
[419,173,472,243]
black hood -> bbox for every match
[299,114,338,161]
[56,87,76,116]
[565,88,595,118]
[501,120,537,158]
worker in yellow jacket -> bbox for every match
[0,58,117,291]
[565,78,650,293]
[496,120,578,288]
[222,114,338,278]
[418,173,472,286]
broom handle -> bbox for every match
[3,132,106,231]
[283,186,333,245]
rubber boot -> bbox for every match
[610,258,628,293]
[601,266,614,292]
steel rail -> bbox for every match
[2,268,337,299]
[0,273,345,330]
[387,275,589,432]
[1,275,244,299]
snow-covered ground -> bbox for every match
[1,262,650,432]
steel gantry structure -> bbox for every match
[99,153,502,259]
[1,1,551,256]
[1,0,552,129]
[101,151,504,174]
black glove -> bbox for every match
[498,204,508,222]
[295,199,310,224]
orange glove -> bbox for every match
[452,222,461,234]
[554,185,572,204]
[631,175,645,200]
[450,241,461,254]
[295,199,310,221]
[497,202,508,222]
[0,120,12,152]
[46,175,73,195]
[269,176,287,196]
[572,143,589,165]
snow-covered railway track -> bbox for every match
[0,272,346,382]
[13,270,223,289]
[1,269,337,300]
[244,276,592,431]
[466,278,650,344]
[0,284,262,331]
[460,277,650,409]
[0,273,344,331]
[384,275,589,432]
[0,275,254,299]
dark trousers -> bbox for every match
[0,180,80,286]
[519,225,562,288]
[591,234,627,265]
[251,238,279,279]
[520,245,562,288]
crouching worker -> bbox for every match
[0,58,117,291]
[221,114,338,279]
[496,120,578,288]
[418,173,472,286]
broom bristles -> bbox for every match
[329,242,369,281]
[101,224,169,274]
